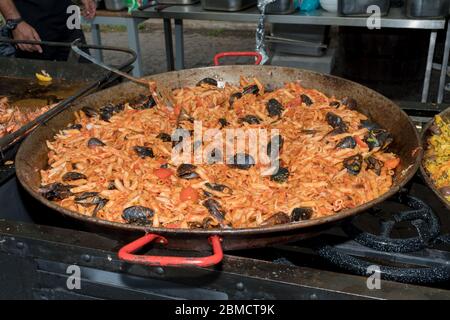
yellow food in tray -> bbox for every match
[424,115,450,202]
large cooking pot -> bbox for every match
[15,65,422,267]
[420,107,450,210]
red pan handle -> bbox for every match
[214,52,263,66]
[118,234,223,267]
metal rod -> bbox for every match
[437,21,450,104]
[422,31,437,103]
[163,18,175,71]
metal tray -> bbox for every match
[266,0,297,14]
[201,0,257,11]
[159,0,200,4]
[0,40,136,160]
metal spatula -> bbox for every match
[71,40,175,109]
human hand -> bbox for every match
[11,21,42,53]
[81,0,96,19]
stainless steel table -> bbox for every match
[132,5,447,104]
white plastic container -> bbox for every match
[320,0,338,12]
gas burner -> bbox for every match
[316,194,450,285]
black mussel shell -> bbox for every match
[270,167,289,183]
[197,77,218,87]
[81,106,98,118]
[39,183,73,201]
[177,163,199,179]
[262,212,291,226]
[329,101,341,108]
[99,104,115,122]
[341,97,357,110]
[142,96,156,109]
[157,132,172,142]
[92,198,108,217]
[62,172,87,182]
[242,84,259,95]
[122,206,154,225]
[132,95,156,109]
[291,207,313,221]
[205,183,233,194]
[364,129,393,151]
[336,136,356,149]
[74,192,100,205]
[326,112,348,133]
[203,198,225,222]
[107,180,116,190]
[343,154,363,175]
[359,120,381,131]
[88,138,106,148]
[218,118,229,128]
[300,94,313,106]
[266,99,284,117]
[267,135,284,158]
[134,146,155,158]
[229,92,243,107]
[67,123,82,130]
[228,153,255,170]
[113,102,125,113]
[239,115,262,125]
[365,156,384,176]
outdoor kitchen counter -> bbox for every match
[132,5,448,104]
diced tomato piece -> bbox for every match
[385,158,401,170]
[153,168,173,179]
[180,186,199,202]
[354,136,368,149]
[286,97,302,108]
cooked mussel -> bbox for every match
[81,106,98,118]
[267,135,284,159]
[300,94,313,106]
[218,118,229,128]
[229,92,242,107]
[39,183,73,201]
[266,99,284,117]
[364,129,393,151]
[156,132,172,142]
[326,112,348,133]
[205,183,233,195]
[228,153,255,170]
[134,146,155,158]
[343,154,363,175]
[341,97,357,110]
[329,101,341,108]
[365,156,383,176]
[62,172,87,182]
[203,198,226,223]
[270,167,289,183]
[74,192,108,217]
[122,206,154,225]
[99,104,115,122]
[197,77,218,87]
[291,207,313,221]
[239,115,262,125]
[177,163,200,179]
[359,119,381,131]
[131,94,156,110]
[336,136,356,149]
[242,84,259,95]
[67,123,82,130]
[88,138,106,148]
[261,212,291,226]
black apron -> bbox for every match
[14,0,86,60]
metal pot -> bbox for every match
[15,65,422,267]
[420,108,450,210]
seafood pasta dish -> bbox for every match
[39,77,401,229]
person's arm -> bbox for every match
[0,0,42,53]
